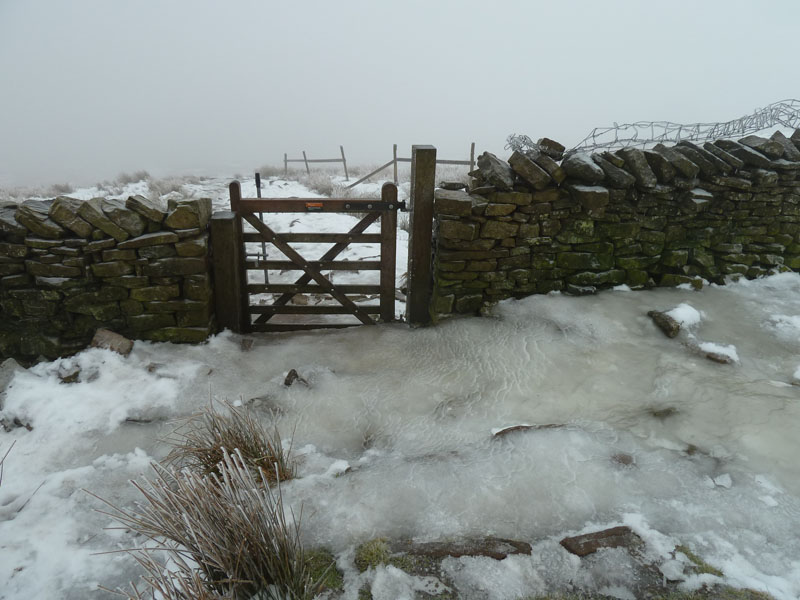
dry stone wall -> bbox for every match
[0,195,214,360]
[431,131,800,317]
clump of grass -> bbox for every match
[116,170,151,185]
[256,164,285,178]
[164,401,295,485]
[96,450,315,600]
[47,182,74,196]
[354,538,391,572]
[675,544,723,577]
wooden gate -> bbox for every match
[222,181,403,333]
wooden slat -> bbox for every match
[241,214,376,325]
[243,232,381,243]
[246,260,382,270]
[345,159,395,189]
[250,322,360,332]
[248,283,380,294]
[253,212,381,325]
[407,146,437,325]
[238,198,402,213]
[249,305,382,315]
[380,183,397,323]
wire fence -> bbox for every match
[507,99,800,155]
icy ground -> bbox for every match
[2,176,800,599]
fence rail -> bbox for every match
[345,143,475,189]
[283,146,349,179]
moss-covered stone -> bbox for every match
[130,285,180,302]
[557,253,614,270]
[140,327,210,343]
[305,549,344,593]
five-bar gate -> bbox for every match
[216,181,403,333]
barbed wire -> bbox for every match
[507,99,800,155]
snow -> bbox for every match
[698,342,739,363]
[2,175,800,598]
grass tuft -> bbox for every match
[164,401,295,485]
[354,538,391,572]
[95,449,315,600]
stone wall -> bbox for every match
[431,131,800,316]
[0,195,214,360]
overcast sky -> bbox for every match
[1,0,797,187]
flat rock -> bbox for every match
[537,137,565,160]
[616,147,657,188]
[284,368,309,386]
[591,155,635,188]
[15,200,66,239]
[165,198,212,230]
[677,141,732,174]
[769,131,800,162]
[508,151,551,190]
[434,189,473,217]
[562,152,605,184]
[117,231,180,249]
[560,526,642,557]
[643,151,676,183]
[714,140,772,169]
[78,198,129,241]
[0,207,27,239]
[648,310,681,338]
[739,135,784,159]
[567,184,609,210]
[703,142,745,169]
[652,144,700,179]
[90,329,134,356]
[102,198,147,237]
[392,537,532,561]
[438,181,468,191]
[49,197,93,238]
[475,152,515,191]
[533,153,566,184]
[126,195,167,223]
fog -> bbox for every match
[1,0,797,188]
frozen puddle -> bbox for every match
[2,274,800,599]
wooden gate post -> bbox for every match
[210,183,249,333]
[406,145,437,326]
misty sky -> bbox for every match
[1,0,797,187]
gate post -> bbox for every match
[406,145,437,326]
[210,208,248,333]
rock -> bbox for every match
[714,140,772,169]
[771,131,800,161]
[592,155,636,188]
[15,200,66,239]
[0,207,28,240]
[617,147,658,188]
[508,151,552,190]
[739,135,784,159]
[480,220,518,239]
[674,144,721,177]
[284,368,309,386]
[57,364,81,384]
[652,144,700,178]
[643,151,676,183]
[537,137,565,160]
[116,231,180,249]
[612,453,635,466]
[165,198,212,230]
[677,141,732,174]
[48,197,94,238]
[703,141,745,169]
[102,198,147,237]
[533,153,566,184]
[562,152,605,184]
[434,189,474,217]
[438,181,468,191]
[648,310,681,338]
[475,152,515,191]
[706,351,734,364]
[91,261,134,277]
[391,537,532,561]
[126,195,167,223]
[492,423,562,437]
[560,526,642,557]
[567,185,609,210]
[78,198,129,241]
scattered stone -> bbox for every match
[284,368,309,387]
[612,453,635,466]
[57,364,81,384]
[475,152,515,191]
[1,416,33,432]
[650,406,678,420]
[90,329,134,356]
[647,310,681,338]
[706,351,734,364]
[560,526,642,557]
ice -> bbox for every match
[3,176,800,598]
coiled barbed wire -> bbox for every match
[507,99,800,155]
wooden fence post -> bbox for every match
[340,145,349,181]
[469,142,476,171]
[211,202,248,333]
[380,182,398,323]
[302,151,310,175]
[393,144,398,184]
[406,145,437,326]
[284,153,288,178]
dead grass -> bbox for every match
[0,441,13,488]
[95,450,314,600]
[163,401,295,485]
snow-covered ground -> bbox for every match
[2,175,800,599]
